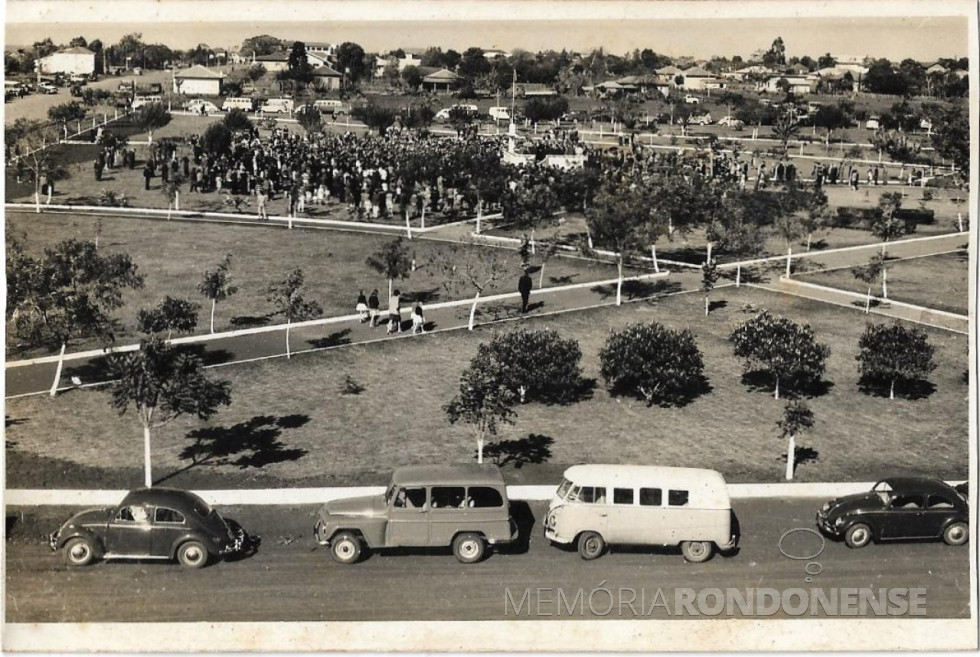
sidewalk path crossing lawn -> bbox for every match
[4,205,971,398]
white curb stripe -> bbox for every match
[4,481,966,506]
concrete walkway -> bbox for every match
[4,204,970,398]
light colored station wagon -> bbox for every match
[544,464,738,562]
[314,464,518,564]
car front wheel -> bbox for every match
[577,531,605,560]
[943,522,969,546]
[64,537,99,566]
[453,533,486,564]
[844,523,872,549]
[330,532,363,564]
[681,540,713,563]
[177,540,209,568]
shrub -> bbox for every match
[598,323,706,406]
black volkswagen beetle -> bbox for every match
[49,488,256,568]
[816,476,969,549]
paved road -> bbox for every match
[4,498,970,622]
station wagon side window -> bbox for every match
[556,479,573,500]
[114,506,149,523]
[393,487,427,509]
[668,490,689,506]
[466,487,503,508]
[154,507,186,524]
[926,495,955,509]
[613,488,634,505]
[431,487,466,509]
[639,488,663,506]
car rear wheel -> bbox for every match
[453,533,486,564]
[681,540,713,563]
[64,537,99,566]
[844,523,872,549]
[577,531,605,560]
[943,522,968,546]
[330,532,363,564]
[177,540,209,568]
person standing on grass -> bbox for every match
[387,289,402,334]
[143,163,153,190]
[256,189,268,220]
[368,289,380,327]
[518,270,533,313]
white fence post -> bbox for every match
[405,211,413,240]
[736,264,741,288]
[785,247,792,277]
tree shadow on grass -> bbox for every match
[402,288,441,304]
[857,375,937,400]
[722,266,771,285]
[739,370,834,399]
[608,374,712,408]
[484,433,554,469]
[589,279,681,302]
[161,414,311,484]
[230,314,273,328]
[709,299,728,312]
[307,329,352,349]
[782,446,820,476]
[548,274,578,286]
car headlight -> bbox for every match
[821,502,830,513]
[835,516,845,527]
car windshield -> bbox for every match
[190,496,212,518]
[556,479,573,500]
[384,483,397,505]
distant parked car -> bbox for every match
[919,118,933,131]
[185,99,220,115]
[717,115,744,129]
[49,488,257,568]
[688,112,713,126]
[684,94,700,104]
[866,116,881,130]
[38,82,58,94]
[816,476,969,549]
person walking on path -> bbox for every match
[387,289,402,334]
[518,270,533,313]
[355,290,369,323]
[368,289,380,327]
[412,302,426,334]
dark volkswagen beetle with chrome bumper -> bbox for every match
[49,488,256,568]
[816,476,969,549]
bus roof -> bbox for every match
[562,464,731,508]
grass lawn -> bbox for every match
[5,211,643,356]
[795,251,971,316]
[5,285,969,490]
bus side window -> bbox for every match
[639,488,662,506]
[613,488,634,505]
[668,489,689,506]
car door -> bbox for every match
[150,506,189,556]
[105,505,153,556]
[386,486,429,547]
[879,493,926,539]
[428,486,467,546]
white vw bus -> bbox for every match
[544,464,737,562]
